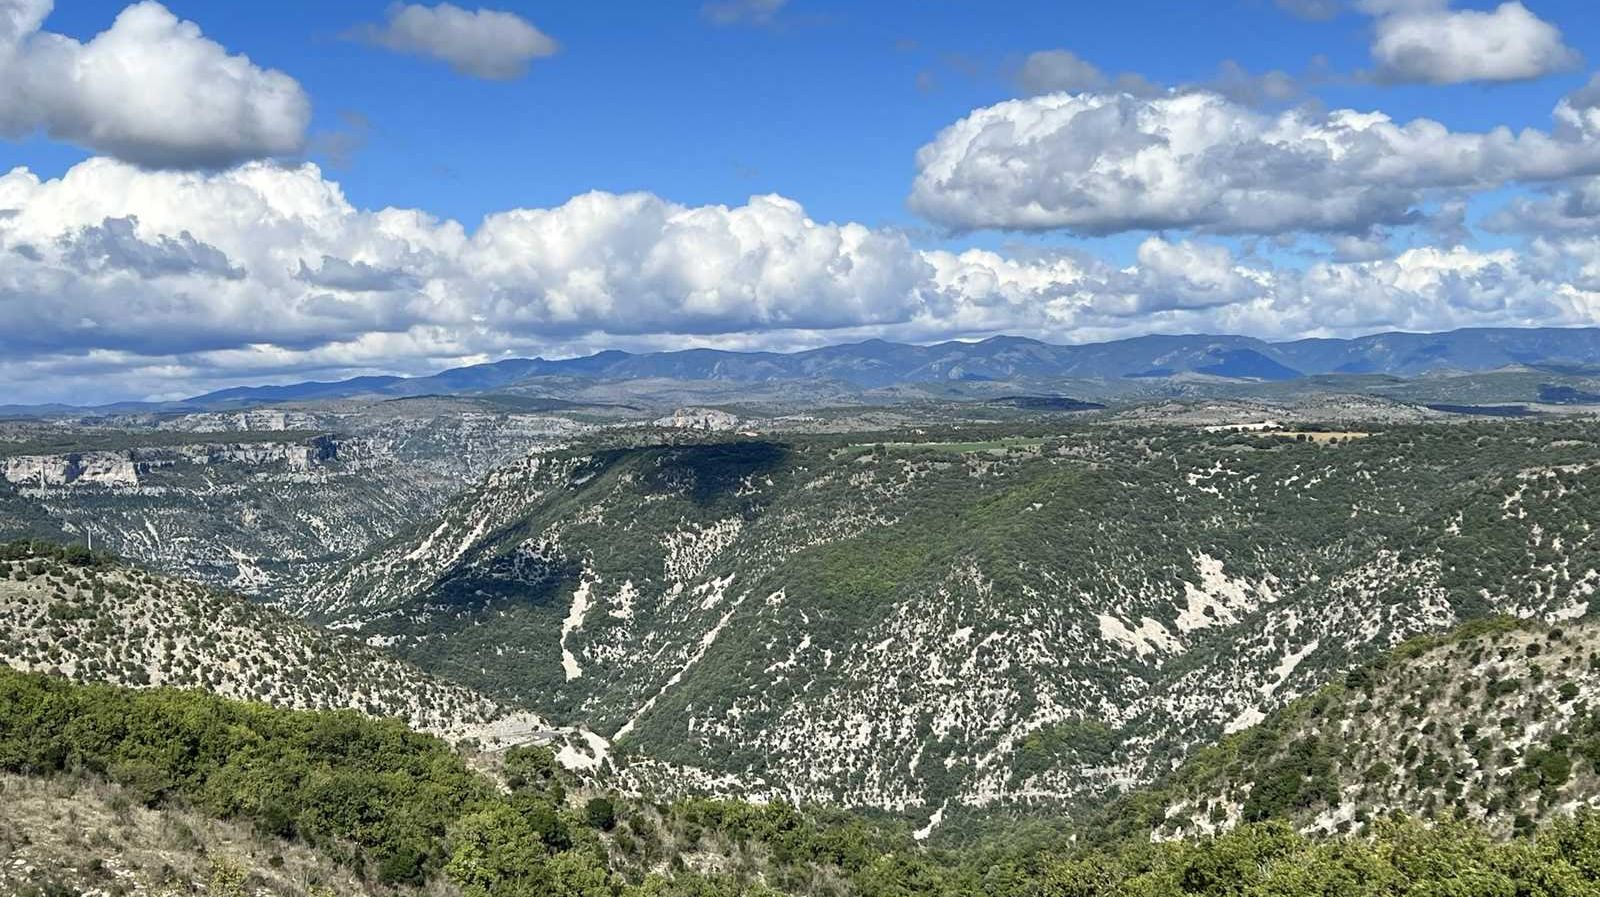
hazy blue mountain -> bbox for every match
[1272,327,1600,375]
[192,374,412,405]
[9,327,1600,414]
[1194,348,1303,380]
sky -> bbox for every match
[6,0,1600,402]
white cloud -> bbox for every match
[1369,1,1580,84]
[57,215,244,280]
[297,254,419,292]
[1128,237,1270,309]
[1554,73,1600,140]
[0,158,933,367]
[5,156,1600,403]
[351,3,558,80]
[909,88,1600,236]
[923,238,1595,345]
[1327,230,1396,262]
[462,191,932,334]
[0,0,309,168]
[1485,178,1600,235]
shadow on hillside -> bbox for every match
[643,440,791,505]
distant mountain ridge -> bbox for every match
[11,326,1600,413]
[175,327,1600,401]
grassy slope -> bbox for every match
[0,773,387,897]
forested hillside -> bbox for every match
[301,420,1600,821]
[4,664,1600,896]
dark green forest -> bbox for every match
[5,664,1600,896]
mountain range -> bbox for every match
[11,326,1600,415]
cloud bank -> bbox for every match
[4,156,1600,402]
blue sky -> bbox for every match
[5,0,1600,401]
[11,0,1591,240]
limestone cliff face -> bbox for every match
[653,407,741,431]
[1,438,343,488]
[169,437,338,470]
[3,452,140,487]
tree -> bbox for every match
[446,805,553,897]
[548,851,617,897]
[586,795,619,832]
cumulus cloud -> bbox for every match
[909,88,1600,236]
[462,191,932,334]
[923,238,1597,343]
[6,156,1600,402]
[1327,230,1396,262]
[0,158,933,363]
[297,255,419,292]
[1274,1,1579,86]
[1125,237,1270,310]
[1555,73,1600,140]
[1485,177,1600,235]
[1368,1,1580,85]
[351,3,558,80]
[58,216,244,280]
[0,0,310,168]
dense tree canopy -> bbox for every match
[5,664,1600,896]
